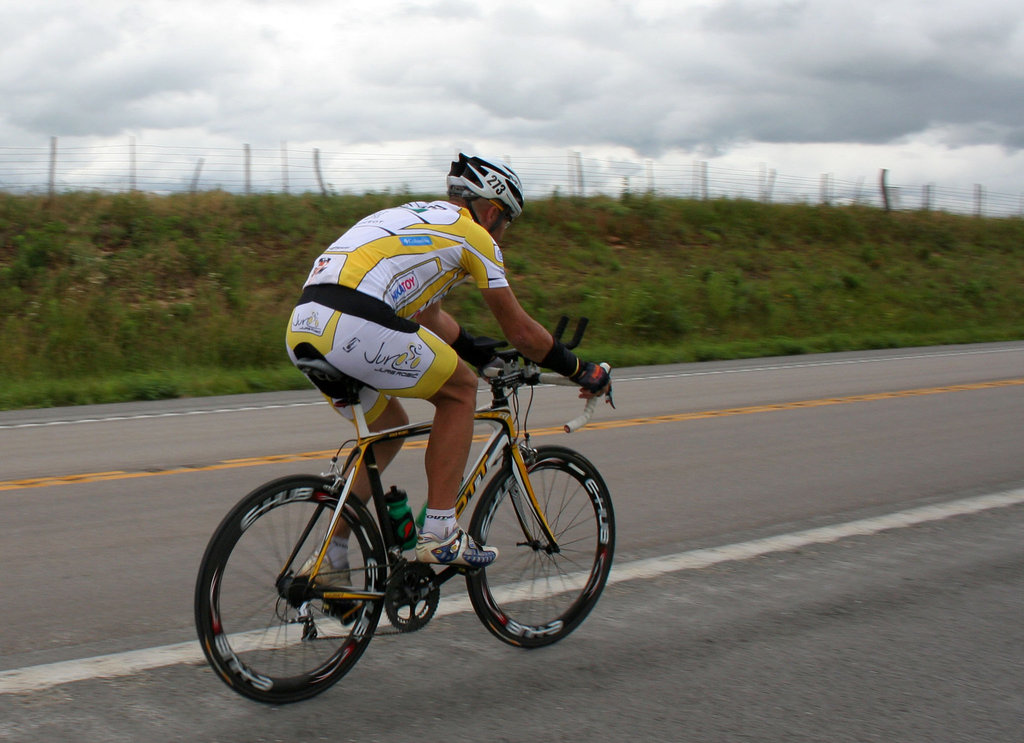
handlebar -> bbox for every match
[483,360,612,433]
[478,316,611,433]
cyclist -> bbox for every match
[286,153,609,570]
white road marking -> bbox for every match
[629,345,1023,382]
[1,345,1019,430]
[2,486,1022,695]
[0,402,324,430]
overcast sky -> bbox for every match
[2,0,1023,196]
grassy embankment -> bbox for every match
[1,190,1022,410]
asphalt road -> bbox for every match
[1,342,1022,742]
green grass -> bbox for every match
[1,190,1022,410]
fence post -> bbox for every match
[281,141,289,194]
[645,159,655,194]
[760,167,776,203]
[244,144,251,195]
[190,158,204,193]
[48,136,57,196]
[880,169,891,211]
[922,184,932,211]
[313,148,328,195]
[129,136,137,192]
[693,161,702,199]
[820,173,832,205]
[974,184,984,217]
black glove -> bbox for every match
[570,361,610,394]
[452,327,506,370]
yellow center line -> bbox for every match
[2,378,1021,493]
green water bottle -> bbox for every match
[385,486,417,550]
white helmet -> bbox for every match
[447,153,525,221]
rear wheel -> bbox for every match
[466,446,614,647]
[195,475,386,703]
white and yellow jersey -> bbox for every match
[303,200,509,319]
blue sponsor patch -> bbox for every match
[399,236,433,246]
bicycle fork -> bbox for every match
[505,442,560,554]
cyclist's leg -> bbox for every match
[286,312,412,562]
[295,310,466,503]
[288,309,493,564]
[321,397,408,571]
[287,394,407,569]
[314,389,410,500]
[287,305,419,488]
[423,361,477,512]
[414,362,499,566]
[352,396,408,500]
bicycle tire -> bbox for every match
[194,474,386,704]
[466,445,614,648]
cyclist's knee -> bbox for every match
[430,362,477,407]
[371,397,409,431]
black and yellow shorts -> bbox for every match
[286,285,458,424]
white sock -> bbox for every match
[422,508,457,539]
[326,536,349,568]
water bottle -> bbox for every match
[385,486,417,550]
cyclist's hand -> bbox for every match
[468,335,506,368]
[570,361,610,396]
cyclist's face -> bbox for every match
[490,213,511,242]
[472,200,511,242]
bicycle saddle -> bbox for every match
[292,343,365,404]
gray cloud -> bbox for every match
[2,0,1023,167]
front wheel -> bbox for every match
[194,475,386,704]
[466,445,615,647]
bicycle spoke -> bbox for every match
[467,446,615,647]
[195,476,386,703]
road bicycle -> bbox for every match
[194,318,615,704]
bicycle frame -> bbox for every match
[301,396,559,597]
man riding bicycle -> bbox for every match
[286,153,610,569]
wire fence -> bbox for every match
[2,138,1022,218]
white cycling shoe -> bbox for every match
[296,554,359,623]
[296,554,351,586]
[415,529,499,568]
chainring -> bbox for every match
[384,562,440,632]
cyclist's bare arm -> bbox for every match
[416,302,460,344]
[480,286,556,362]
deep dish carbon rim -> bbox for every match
[466,446,615,648]
[194,475,386,704]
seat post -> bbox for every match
[350,398,371,440]
[292,351,374,439]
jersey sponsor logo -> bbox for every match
[365,341,425,379]
[389,272,418,304]
[399,235,433,246]
[311,256,332,277]
[291,309,326,337]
